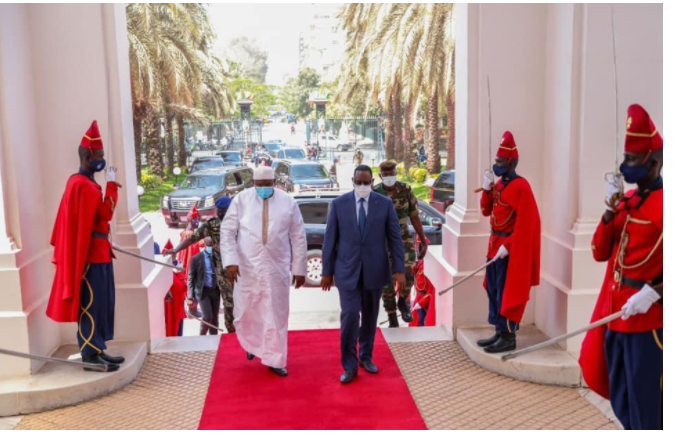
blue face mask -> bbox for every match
[620,162,650,184]
[492,163,509,177]
[256,187,274,199]
[89,158,106,172]
[204,246,213,254]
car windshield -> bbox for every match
[221,153,241,162]
[284,149,306,159]
[264,143,281,151]
[434,172,455,189]
[180,175,223,190]
[193,159,224,171]
[291,165,329,179]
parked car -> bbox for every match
[189,156,226,173]
[216,150,244,166]
[294,191,446,286]
[336,141,355,152]
[430,170,455,212]
[355,138,376,149]
[274,148,307,160]
[161,166,253,227]
[262,141,285,157]
[274,160,337,193]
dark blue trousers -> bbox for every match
[339,268,382,371]
[605,329,663,430]
[77,263,115,358]
[485,257,518,333]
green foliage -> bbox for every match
[396,162,406,176]
[141,173,163,191]
[138,171,187,213]
[226,76,277,118]
[223,37,269,83]
[279,68,321,118]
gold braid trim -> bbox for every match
[78,264,102,354]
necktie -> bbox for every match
[358,198,366,235]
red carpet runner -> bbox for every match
[199,329,427,430]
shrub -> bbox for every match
[414,168,427,183]
[141,173,162,191]
[396,162,406,176]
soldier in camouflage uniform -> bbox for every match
[374,161,429,327]
[166,197,235,332]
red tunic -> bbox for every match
[177,229,202,278]
[410,260,436,327]
[480,177,541,323]
[47,173,119,322]
[579,187,663,399]
[164,270,188,336]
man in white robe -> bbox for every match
[221,166,307,376]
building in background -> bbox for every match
[298,4,344,83]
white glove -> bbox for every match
[605,176,622,211]
[492,245,509,261]
[621,284,661,320]
[483,170,495,191]
[106,166,117,183]
[412,303,422,312]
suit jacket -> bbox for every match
[187,251,218,301]
[322,191,405,291]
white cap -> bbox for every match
[254,166,274,180]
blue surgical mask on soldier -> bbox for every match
[619,162,650,184]
[256,187,274,199]
[90,158,106,172]
[492,163,509,177]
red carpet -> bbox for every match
[198,329,427,430]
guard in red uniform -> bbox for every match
[163,240,187,337]
[47,120,124,372]
[177,205,202,277]
[478,131,541,353]
[579,104,663,430]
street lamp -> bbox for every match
[173,166,181,188]
[309,93,330,161]
[136,185,145,197]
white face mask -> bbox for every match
[354,184,372,199]
[382,176,397,187]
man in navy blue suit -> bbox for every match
[321,165,406,384]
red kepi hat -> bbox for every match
[496,131,518,159]
[187,205,200,219]
[625,104,662,155]
[80,120,104,150]
[162,239,174,254]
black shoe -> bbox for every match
[82,354,119,372]
[340,368,358,384]
[388,312,399,328]
[246,352,255,361]
[398,298,413,323]
[483,333,516,354]
[100,352,125,365]
[359,360,379,374]
[268,366,288,377]
[476,332,501,348]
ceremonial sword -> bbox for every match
[112,242,184,272]
[605,6,625,211]
[500,310,624,361]
[184,301,225,333]
[474,75,494,194]
[0,347,108,371]
[438,258,496,296]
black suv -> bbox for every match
[189,156,226,173]
[295,191,445,286]
[275,160,337,193]
[430,170,455,212]
[162,166,253,226]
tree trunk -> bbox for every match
[393,88,403,162]
[147,115,164,177]
[426,91,441,174]
[446,49,456,170]
[385,94,395,160]
[177,114,187,167]
[133,115,143,181]
[403,103,415,172]
[164,109,174,171]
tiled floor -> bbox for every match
[13,340,617,430]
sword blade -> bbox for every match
[0,347,108,371]
[439,259,495,296]
[500,310,624,361]
[112,243,184,271]
[610,6,620,173]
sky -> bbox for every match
[208,3,343,86]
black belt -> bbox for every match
[92,232,109,239]
[491,229,512,237]
[620,274,663,289]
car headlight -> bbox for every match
[162,196,169,209]
[204,196,214,207]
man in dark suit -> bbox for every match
[321,165,406,384]
[187,237,220,335]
